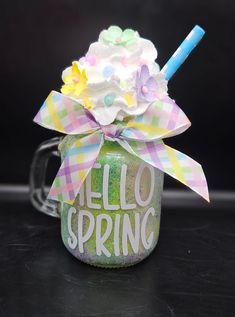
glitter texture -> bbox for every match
[59,136,164,268]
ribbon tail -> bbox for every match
[48,132,104,204]
[117,139,209,202]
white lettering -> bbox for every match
[103,164,120,210]
[96,214,112,257]
[86,163,101,209]
[67,207,77,249]
[114,214,121,256]
[78,183,84,206]
[141,207,155,249]
[122,213,140,255]
[78,210,95,253]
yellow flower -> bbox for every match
[61,62,87,97]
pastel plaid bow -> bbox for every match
[34,90,209,204]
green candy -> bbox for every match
[100,26,139,47]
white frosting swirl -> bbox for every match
[61,27,168,125]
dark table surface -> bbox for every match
[1,188,235,317]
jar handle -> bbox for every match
[29,137,62,218]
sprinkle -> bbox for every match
[84,96,92,109]
[85,55,97,66]
[124,93,134,107]
[121,56,128,67]
[103,65,115,78]
[104,94,115,106]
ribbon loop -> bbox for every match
[34,91,99,135]
[121,97,191,141]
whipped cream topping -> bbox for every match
[61,26,168,125]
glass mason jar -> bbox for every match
[30,135,164,268]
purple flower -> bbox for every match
[136,65,157,102]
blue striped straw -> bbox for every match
[161,25,205,81]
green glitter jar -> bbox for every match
[30,136,164,268]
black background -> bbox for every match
[0,0,234,190]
